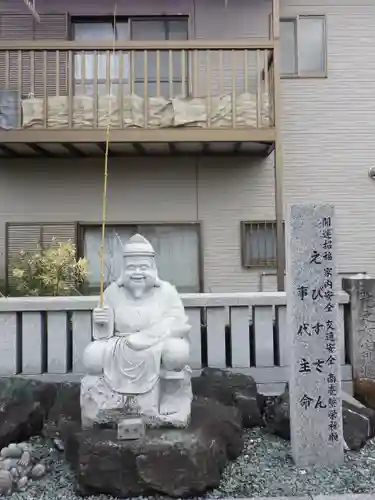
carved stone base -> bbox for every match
[80,368,192,430]
[157,367,192,428]
[80,375,125,430]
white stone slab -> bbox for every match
[206,307,226,367]
[22,312,43,375]
[186,307,202,369]
[47,311,68,373]
[286,203,344,466]
[231,306,250,368]
[254,305,274,366]
[72,311,92,373]
[0,312,18,375]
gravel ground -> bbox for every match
[6,429,375,500]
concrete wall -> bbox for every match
[281,0,375,282]
[1,0,375,292]
[0,156,274,293]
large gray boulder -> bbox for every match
[264,386,375,450]
[63,398,243,498]
[0,377,58,449]
[192,367,264,427]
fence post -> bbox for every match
[342,274,375,381]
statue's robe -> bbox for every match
[101,280,189,395]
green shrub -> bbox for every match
[11,239,88,296]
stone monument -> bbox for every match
[80,233,193,431]
[343,274,375,380]
[286,204,344,465]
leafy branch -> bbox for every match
[10,239,88,296]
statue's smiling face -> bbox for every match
[123,256,157,296]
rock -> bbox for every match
[342,400,375,450]
[1,444,23,459]
[0,470,13,495]
[18,443,30,452]
[30,463,45,479]
[354,378,375,409]
[2,458,18,471]
[43,382,80,440]
[263,388,290,440]
[0,377,58,449]
[18,451,31,468]
[264,387,375,450]
[9,467,19,480]
[63,398,243,498]
[192,368,263,428]
[53,438,64,452]
[17,476,28,488]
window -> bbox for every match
[72,17,189,98]
[80,223,201,294]
[241,221,285,268]
[280,16,326,77]
[73,19,129,96]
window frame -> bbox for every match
[77,221,204,293]
[70,15,191,40]
[5,221,79,295]
[280,15,327,79]
[241,220,285,269]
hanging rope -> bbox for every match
[99,3,117,308]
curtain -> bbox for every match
[83,226,135,288]
[83,224,200,293]
[245,224,277,265]
[141,225,199,292]
[73,22,130,96]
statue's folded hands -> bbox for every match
[93,307,111,324]
[125,331,161,350]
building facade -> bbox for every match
[0,0,374,295]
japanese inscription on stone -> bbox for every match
[343,275,375,380]
[286,204,344,466]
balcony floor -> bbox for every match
[0,128,275,157]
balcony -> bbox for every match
[0,39,275,157]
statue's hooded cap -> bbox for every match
[123,234,155,258]
[118,234,160,287]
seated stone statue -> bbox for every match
[80,234,192,429]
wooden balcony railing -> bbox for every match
[0,40,275,134]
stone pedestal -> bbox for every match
[64,399,243,498]
[80,368,193,430]
[286,203,344,466]
[342,274,375,380]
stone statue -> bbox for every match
[80,234,193,430]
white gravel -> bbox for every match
[5,429,375,500]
